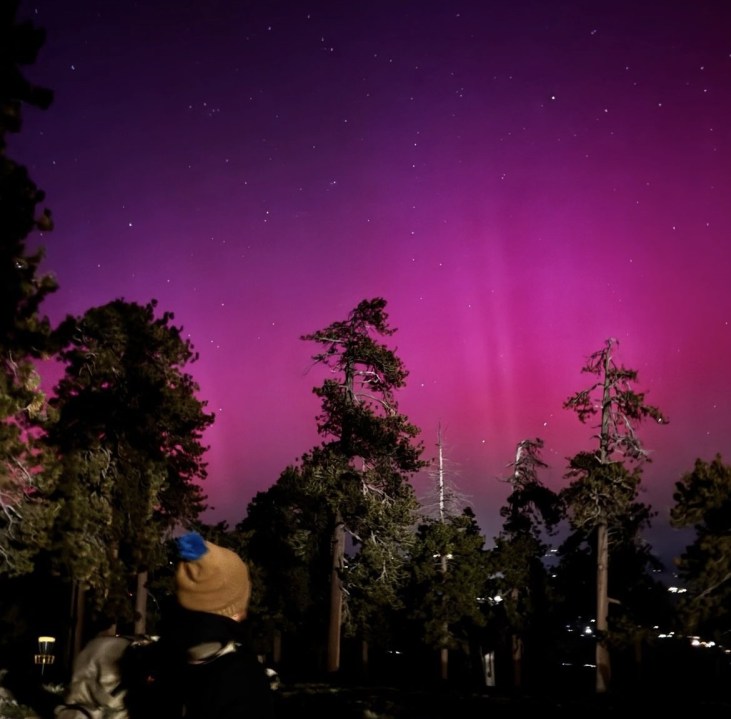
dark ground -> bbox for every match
[4,644,731,719]
[3,676,731,719]
[270,682,731,719]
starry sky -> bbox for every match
[12,0,731,575]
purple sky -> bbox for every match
[13,0,731,574]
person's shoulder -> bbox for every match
[78,634,133,661]
[199,643,271,687]
[65,634,133,686]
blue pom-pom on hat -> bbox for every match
[176,532,208,561]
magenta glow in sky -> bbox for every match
[14,0,731,573]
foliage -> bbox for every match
[42,299,213,626]
[300,299,426,644]
[561,338,666,533]
[481,439,563,687]
[239,464,333,651]
[560,338,667,545]
[0,1,58,576]
[488,439,561,637]
[498,438,560,538]
[671,454,731,641]
[341,457,420,643]
[243,298,426,669]
[303,298,425,473]
[406,509,489,652]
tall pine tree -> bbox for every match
[0,1,57,576]
[301,297,426,673]
[45,299,213,639]
[560,338,666,693]
[488,438,561,689]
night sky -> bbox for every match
[12,0,731,575]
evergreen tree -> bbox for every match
[45,299,213,633]
[406,509,489,681]
[560,338,667,693]
[671,454,731,643]
[239,464,333,670]
[300,297,426,673]
[399,425,483,682]
[0,1,58,576]
[488,438,561,689]
[553,500,670,690]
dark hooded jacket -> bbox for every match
[152,604,276,719]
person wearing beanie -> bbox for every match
[54,533,275,719]
[156,531,276,719]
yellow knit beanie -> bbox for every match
[175,532,251,619]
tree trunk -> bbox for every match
[361,638,369,680]
[440,552,449,680]
[512,634,523,688]
[103,543,119,636]
[595,348,612,693]
[69,581,85,665]
[327,514,345,673]
[510,585,522,688]
[595,521,610,693]
[634,635,643,685]
[134,571,148,635]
